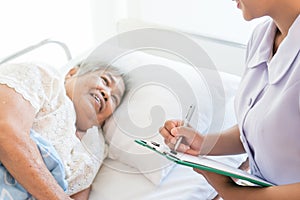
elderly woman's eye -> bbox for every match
[101,76,109,85]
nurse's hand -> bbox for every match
[159,119,204,156]
[193,168,237,197]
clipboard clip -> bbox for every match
[135,139,180,161]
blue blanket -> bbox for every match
[0,129,67,200]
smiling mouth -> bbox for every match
[91,93,102,112]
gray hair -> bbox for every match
[77,61,121,76]
[77,61,130,101]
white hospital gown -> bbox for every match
[0,63,106,195]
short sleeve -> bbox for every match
[0,63,61,114]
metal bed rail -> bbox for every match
[0,39,72,65]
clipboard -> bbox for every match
[135,139,274,187]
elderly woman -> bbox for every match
[0,61,125,200]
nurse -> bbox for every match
[159,0,300,199]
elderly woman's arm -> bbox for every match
[70,187,91,200]
[0,85,72,200]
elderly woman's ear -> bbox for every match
[65,67,79,80]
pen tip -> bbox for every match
[170,150,177,155]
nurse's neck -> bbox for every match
[272,10,300,55]
[272,28,284,56]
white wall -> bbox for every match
[124,0,267,45]
[90,0,128,45]
[89,0,269,75]
[0,0,267,73]
[0,0,95,67]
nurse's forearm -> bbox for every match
[200,125,245,155]
[217,182,300,200]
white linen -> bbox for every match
[90,158,216,200]
[90,66,247,199]
[90,155,246,200]
[102,51,241,185]
[89,158,154,200]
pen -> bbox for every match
[174,104,196,152]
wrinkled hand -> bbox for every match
[159,119,204,156]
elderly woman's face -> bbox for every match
[65,67,125,131]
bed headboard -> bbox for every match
[116,18,246,76]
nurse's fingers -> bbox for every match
[164,138,176,149]
[159,119,181,138]
[174,142,191,153]
[163,119,183,132]
[170,126,197,142]
[160,126,176,143]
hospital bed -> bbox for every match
[0,23,248,200]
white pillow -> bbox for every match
[102,51,241,185]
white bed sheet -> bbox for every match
[88,82,247,199]
[89,158,216,200]
[87,59,247,199]
[90,154,246,200]
[89,158,154,200]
